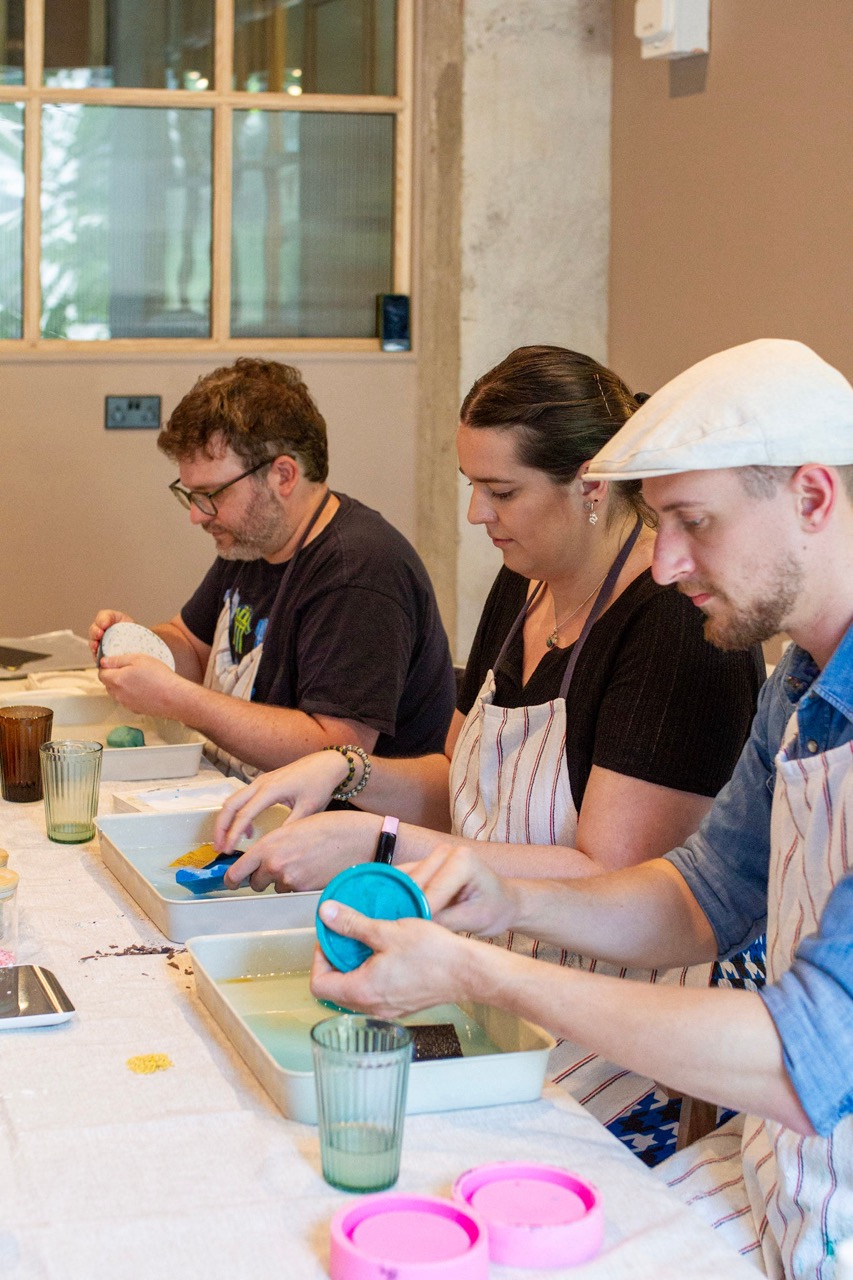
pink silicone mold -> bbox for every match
[330,1193,488,1280]
[452,1161,604,1268]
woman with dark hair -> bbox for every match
[214,345,764,1143]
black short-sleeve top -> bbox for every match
[457,567,765,810]
[180,494,455,758]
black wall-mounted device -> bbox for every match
[377,294,411,352]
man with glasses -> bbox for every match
[89,358,455,780]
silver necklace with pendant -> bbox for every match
[545,574,608,649]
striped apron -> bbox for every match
[448,523,711,1126]
[202,490,332,781]
[202,602,266,780]
[658,721,853,1277]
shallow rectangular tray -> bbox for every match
[0,689,204,780]
[187,928,556,1124]
[112,777,245,814]
[96,808,319,943]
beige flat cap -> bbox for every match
[586,339,853,481]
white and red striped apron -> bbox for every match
[658,720,853,1277]
[202,491,332,781]
[449,523,711,1126]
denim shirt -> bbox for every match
[667,622,853,1134]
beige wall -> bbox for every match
[413,0,464,650]
[455,0,613,657]
[609,0,853,393]
[2,353,415,637]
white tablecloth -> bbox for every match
[0,771,758,1280]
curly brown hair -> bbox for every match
[158,358,329,481]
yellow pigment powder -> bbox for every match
[126,1053,174,1075]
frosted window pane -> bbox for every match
[44,0,214,90]
[233,0,395,95]
[41,105,212,339]
[231,110,393,338]
[0,103,23,338]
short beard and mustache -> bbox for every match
[685,554,804,651]
[205,485,286,561]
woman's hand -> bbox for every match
[406,844,521,938]
[310,904,470,1018]
[223,810,382,894]
[213,750,351,850]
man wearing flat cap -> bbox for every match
[308,338,853,1279]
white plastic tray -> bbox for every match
[112,777,245,814]
[0,689,204,780]
[187,928,556,1124]
[96,808,319,943]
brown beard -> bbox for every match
[695,555,804,651]
[208,486,285,561]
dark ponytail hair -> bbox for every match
[459,345,653,526]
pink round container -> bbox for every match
[330,1193,488,1280]
[452,1161,604,1269]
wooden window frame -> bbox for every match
[0,0,413,355]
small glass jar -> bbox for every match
[0,868,20,967]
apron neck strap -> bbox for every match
[285,486,333,574]
[260,487,334,703]
[492,579,547,673]
[273,486,333,600]
[558,516,643,700]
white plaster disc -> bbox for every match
[98,622,176,670]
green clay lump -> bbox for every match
[106,725,145,748]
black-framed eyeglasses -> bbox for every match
[169,459,271,517]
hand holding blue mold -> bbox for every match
[310,887,468,1022]
[175,851,244,894]
[315,865,431,972]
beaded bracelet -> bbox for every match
[323,743,355,791]
[324,744,372,802]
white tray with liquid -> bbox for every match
[96,807,318,943]
[186,928,556,1124]
[0,689,204,780]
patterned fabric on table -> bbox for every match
[606,936,766,1167]
[607,1095,740,1169]
[711,935,766,992]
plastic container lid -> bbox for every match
[0,869,20,901]
[316,864,430,972]
[452,1162,604,1269]
[98,622,176,671]
[330,1194,488,1280]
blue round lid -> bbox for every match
[316,863,431,973]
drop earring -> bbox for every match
[583,499,599,526]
